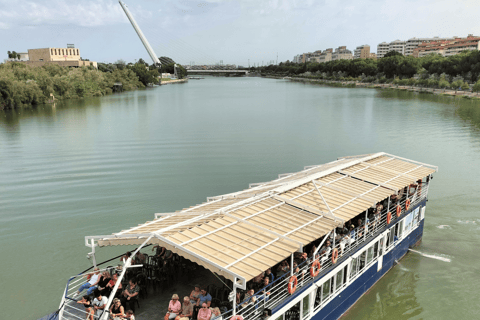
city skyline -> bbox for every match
[0,0,479,66]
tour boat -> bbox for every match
[49,152,437,320]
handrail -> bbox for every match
[219,187,429,320]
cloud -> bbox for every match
[0,0,142,28]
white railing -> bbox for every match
[220,183,429,320]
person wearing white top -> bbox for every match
[93,292,108,317]
[75,268,101,296]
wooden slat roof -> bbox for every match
[94,152,437,283]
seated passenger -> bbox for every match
[97,271,111,296]
[211,307,223,320]
[276,260,290,278]
[197,303,212,320]
[135,251,146,265]
[120,279,140,313]
[197,288,212,307]
[105,273,122,298]
[77,295,94,320]
[93,290,108,318]
[120,252,132,263]
[124,309,136,320]
[166,294,182,320]
[75,267,101,296]
[109,298,125,319]
[177,296,194,320]
[163,249,174,265]
[189,284,201,305]
[241,289,256,309]
[265,268,274,283]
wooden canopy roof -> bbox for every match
[92,152,437,284]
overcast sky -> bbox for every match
[0,0,478,66]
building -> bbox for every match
[354,45,371,59]
[369,53,377,59]
[376,42,390,58]
[404,37,455,56]
[293,55,301,63]
[413,35,480,57]
[318,48,333,63]
[332,46,353,61]
[6,46,97,68]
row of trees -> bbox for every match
[0,56,188,109]
[0,62,144,109]
[258,50,480,84]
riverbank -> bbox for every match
[287,77,480,99]
[160,78,188,85]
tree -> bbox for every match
[114,59,126,70]
[472,80,480,93]
[383,51,403,58]
[129,62,159,85]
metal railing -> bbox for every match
[220,183,429,320]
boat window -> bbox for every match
[350,257,358,278]
[302,294,310,319]
[322,278,331,301]
[285,301,300,320]
[385,232,390,248]
[314,286,322,310]
[343,265,348,284]
[374,241,379,258]
[398,220,404,238]
[389,228,395,246]
[335,268,344,290]
[367,246,374,265]
[379,238,384,256]
[359,251,366,271]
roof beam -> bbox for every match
[338,170,398,192]
[272,195,341,223]
[313,180,377,205]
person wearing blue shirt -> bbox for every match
[197,288,212,307]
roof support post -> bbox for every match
[290,253,294,277]
[232,277,237,316]
[313,231,331,258]
[100,235,153,320]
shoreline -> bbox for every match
[283,77,480,99]
[160,78,188,85]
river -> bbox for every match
[1,77,480,320]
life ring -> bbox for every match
[310,260,321,277]
[230,316,244,320]
[287,275,298,294]
[387,212,392,224]
[396,205,402,217]
[331,248,339,264]
[405,199,411,211]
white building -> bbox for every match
[377,42,390,58]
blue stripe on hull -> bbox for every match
[312,220,425,320]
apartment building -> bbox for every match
[404,37,455,56]
[332,46,353,61]
[377,42,390,58]
[354,45,371,59]
[413,35,480,57]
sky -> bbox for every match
[0,0,479,66]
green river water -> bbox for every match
[1,77,480,320]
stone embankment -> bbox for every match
[160,78,188,85]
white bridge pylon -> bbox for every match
[119,1,161,66]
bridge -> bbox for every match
[186,69,249,76]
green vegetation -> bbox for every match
[0,62,144,110]
[7,51,21,60]
[258,50,480,91]
[1,55,189,110]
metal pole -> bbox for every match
[91,241,97,268]
[364,210,368,241]
[232,277,237,316]
[332,228,336,249]
[290,253,294,276]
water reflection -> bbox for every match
[376,89,480,129]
